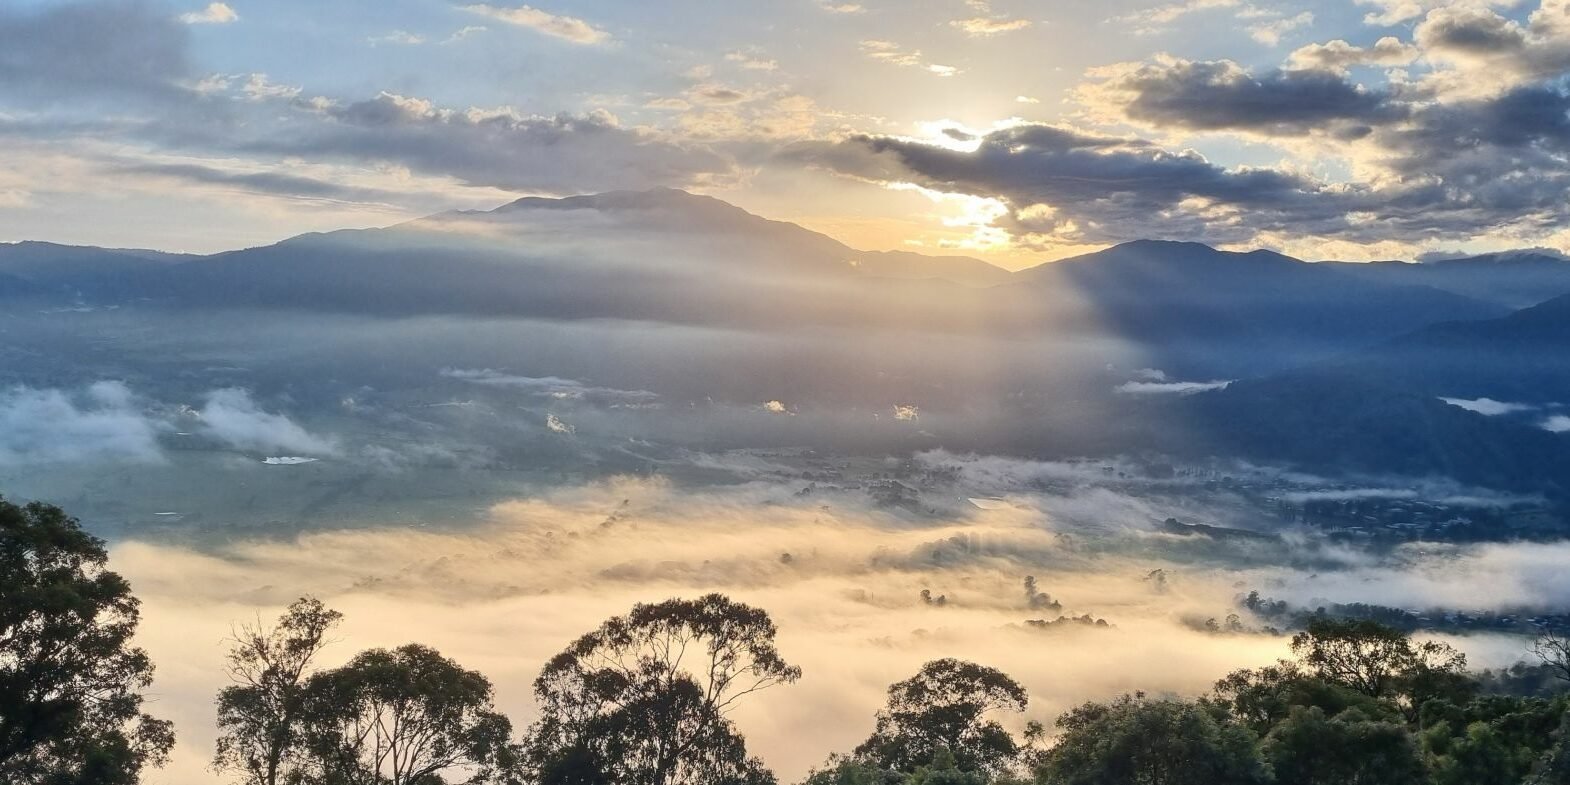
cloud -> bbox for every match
[368,30,425,46]
[1439,396,1537,416]
[1544,415,1570,433]
[1287,36,1419,72]
[1409,3,1570,93]
[1248,11,1313,46]
[859,40,960,76]
[1259,539,1570,612]
[105,474,1303,782]
[817,1,865,13]
[726,51,779,71]
[442,25,487,43]
[1113,0,1242,32]
[103,466,1570,783]
[0,382,164,466]
[0,1,193,103]
[763,400,791,414]
[908,9,1570,248]
[785,124,1351,245]
[196,388,338,455]
[545,413,575,434]
[1357,0,1513,27]
[1015,95,1040,104]
[179,2,237,24]
[440,369,660,407]
[109,160,405,205]
[1082,58,1401,138]
[1278,486,1534,508]
[462,3,609,45]
[951,17,1032,36]
[248,92,734,194]
[1116,380,1232,395]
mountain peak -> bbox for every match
[1046,239,1304,271]
[493,187,746,218]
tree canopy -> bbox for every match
[214,597,344,785]
[0,497,174,785]
[854,659,1028,776]
[526,593,800,785]
[1034,693,1268,785]
[296,643,517,785]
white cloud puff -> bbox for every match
[179,2,237,25]
[0,382,164,466]
[196,388,338,455]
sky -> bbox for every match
[3,0,1570,268]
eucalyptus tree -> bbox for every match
[526,593,801,785]
[0,497,174,784]
[854,659,1029,776]
[213,597,343,785]
[296,643,517,785]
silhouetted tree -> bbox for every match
[1209,661,1396,737]
[296,644,516,785]
[1534,631,1570,685]
[1419,695,1567,785]
[1035,693,1267,785]
[0,497,174,784]
[1022,577,1059,613]
[1262,707,1423,785]
[213,597,343,785]
[854,659,1027,775]
[526,593,800,785]
[797,755,903,785]
[1291,618,1470,718]
[1526,710,1570,784]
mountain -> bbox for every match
[1323,251,1570,309]
[440,188,1016,286]
[1019,240,1507,376]
[0,270,41,298]
[1153,296,1570,497]
[0,194,1511,379]
[0,241,193,300]
[1312,293,1570,404]
[1171,371,1570,497]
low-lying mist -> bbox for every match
[107,471,1564,784]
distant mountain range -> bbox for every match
[1326,251,1570,310]
[3,188,1568,496]
[5,188,1559,376]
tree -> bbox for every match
[797,755,903,785]
[296,644,516,785]
[0,497,175,784]
[854,659,1028,776]
[1035,694,1268,785]
[213,597,344,785]
[1263,707,1424,785]
[1290,618,1470,718]
[1533,631,1570,685]
[1526,710,1570,784]
[1421,695,1567,785]
[1209,661,1395,737]
[526,593,800,785]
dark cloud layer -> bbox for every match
[112,161,406,205]
[0,1,192,103]
[9,0,1570,252]
[786,126,1356,244]
[250,94,734,194]
[789,0,1570,249]
[1100,60,1403,139]
[0,2,733,204]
